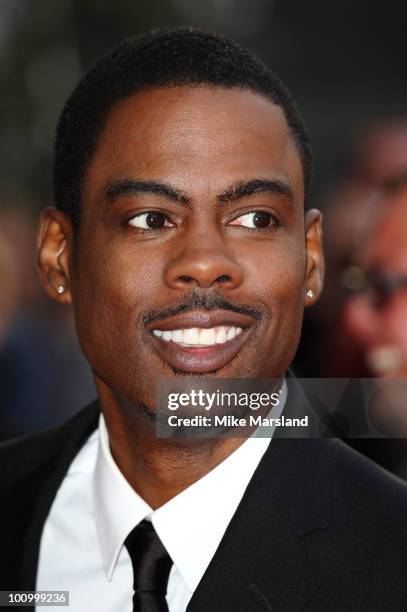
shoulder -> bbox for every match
[327,439,407,565]
[330,438,407,507]
[0,400,100,489]
[293,439,407,601]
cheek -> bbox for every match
[243,238,306,311]
[242,240,306,367]
[71,243,163,366]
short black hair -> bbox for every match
[54,27,313,231]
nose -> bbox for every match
[164,231,244,291]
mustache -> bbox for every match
[142,290,263,325]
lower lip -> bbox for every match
[149,328,252,373]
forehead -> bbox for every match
[83,85,304,205]
[365,188,407,271]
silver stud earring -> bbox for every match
[306,290,314,298]
[56,285,66,294]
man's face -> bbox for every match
[343,187,407,378]
[40,86,322,411]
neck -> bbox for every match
[95,377,262,509]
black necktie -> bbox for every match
[124,520,173,612]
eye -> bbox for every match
[229,211,276,229]
[128,211,173,230]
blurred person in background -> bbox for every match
[342,174,407,477]
[343,174,407,381]
[301,121,407,478]
[352,120,407,184]
[306,119,407,378]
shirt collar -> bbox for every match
[94,379,286,591]
[94,415,153,580]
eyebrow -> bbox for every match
[106,179,190,204]
[106,177,293,207]
[217,178,294,204]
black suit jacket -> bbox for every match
[1,390,407,611]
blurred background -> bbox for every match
[1,0,406,473]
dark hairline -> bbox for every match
[54,27,313,234]
[75,83,309,227]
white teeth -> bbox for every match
[215,326,227,344]
[183,328,200,344]
[226,327,236,341]
[152,326,244,346]
[200,328,216,345]
[172,329,184,343]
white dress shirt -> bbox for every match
[36,383,286,611]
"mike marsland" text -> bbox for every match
[168,415,308,428]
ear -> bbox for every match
[304,208,324,307]
[37,207,74,304]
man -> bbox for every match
[1,27,407,612]
[343,174,407,381]
[313,123,407,379]
[342,174,407,476]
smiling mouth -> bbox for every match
[153,325,243,347]
[146,310,256,374]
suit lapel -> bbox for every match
[188,436,333,612]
